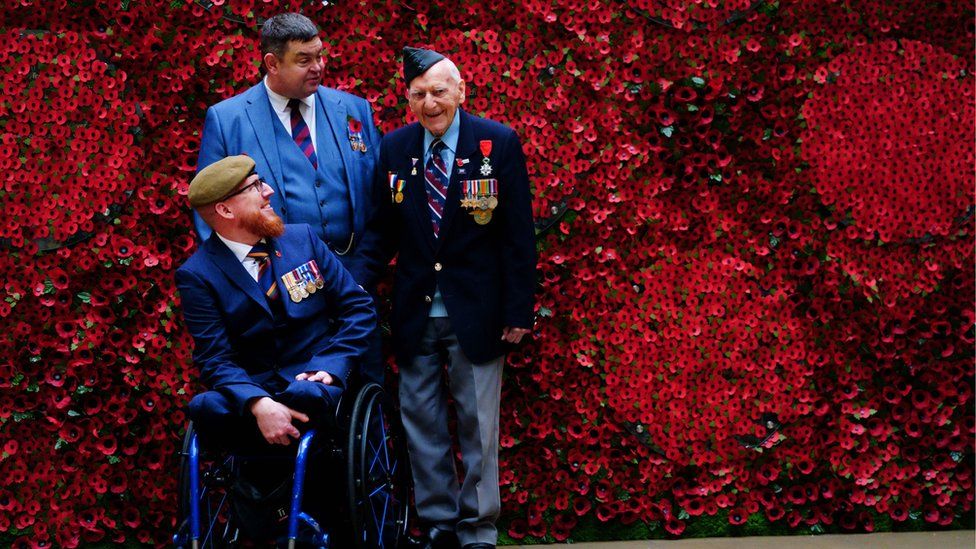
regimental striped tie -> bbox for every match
[247,242,279,302]
[424,139,449,238]
[287,98,318,170]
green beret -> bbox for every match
[188,155,256,207]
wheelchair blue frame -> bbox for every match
[174,382,409,549]
[177,429,329,549]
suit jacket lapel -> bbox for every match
[316,90,360,215]
[204,235,272,317]
[401,127,437,253]
[244,84,285,192]
[436,110,474,245]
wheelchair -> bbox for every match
[172,382,410,548]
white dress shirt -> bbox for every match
[218,234,263,282]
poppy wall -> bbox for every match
[0,0,973,546]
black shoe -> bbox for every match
[405,526,459,549]
[461,544,495,549]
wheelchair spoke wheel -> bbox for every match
[174,422,240,549]
[347,383,410,549]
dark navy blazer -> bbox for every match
[366,110,537,365]
[176,224,375,414]
[196,83,381,286]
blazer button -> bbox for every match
[434,262,442,272]
[424,295,432,304]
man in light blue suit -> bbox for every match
[196,12,384,382]
[196,12,381,291]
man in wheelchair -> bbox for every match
[175,155,378,545]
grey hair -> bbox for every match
[441,57,462,82]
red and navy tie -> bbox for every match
[424,139,449,237]
[288,98,318,170]
[247,242,279,302]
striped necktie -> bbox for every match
[287,98,318,170]
[246,242,279,302]
[424,139,449,237]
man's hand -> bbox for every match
[248,397,309,445]
[295,371,334,384]
[501,326,530,344]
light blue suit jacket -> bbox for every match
[196,83,381,286]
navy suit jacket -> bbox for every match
[366,110,536,365]
[196,83,381,286]
[176,224,375,415]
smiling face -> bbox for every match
[214,174,284,240]
[265,37,324,99]
[406,59,465,137]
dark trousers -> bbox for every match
[188,379,341,454]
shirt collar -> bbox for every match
[423,109,461,156]
[264,77,315,114]
[217,233,262,264]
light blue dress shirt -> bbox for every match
[424,113,461,318]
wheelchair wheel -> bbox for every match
[347,382,410,548]
[174,422,240,548]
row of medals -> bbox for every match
[349,135,367,152]
[463,158,497,225]
[284,273,324,303]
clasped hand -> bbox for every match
[248,371,333,445]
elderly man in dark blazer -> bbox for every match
[364,48,536,549]
[177,155,375,450]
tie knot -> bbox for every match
[431,139,446,154]
[247,242,271,260]
[287,98,302,112]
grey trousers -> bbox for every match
[399,317,503,547]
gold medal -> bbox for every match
[289,289,302,303]
[315,278,324,289]
[473,210,492,225]
[487,196,498,209]
[395,191,404,203]
[305,281,316,294]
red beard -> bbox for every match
[240,208,284,239]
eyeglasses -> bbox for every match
[220,177,266,201]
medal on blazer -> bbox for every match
[281,271,307,302]
[388,172,405,203]
[461,178,498,225]
[411,157,418,176]
[281,260,325,302]
[479,140,493,176]
[347,117,366,152]
[307,258,325,289]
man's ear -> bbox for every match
[214,202,235,220]
[458,79,466,104]
[263,52,279,75]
